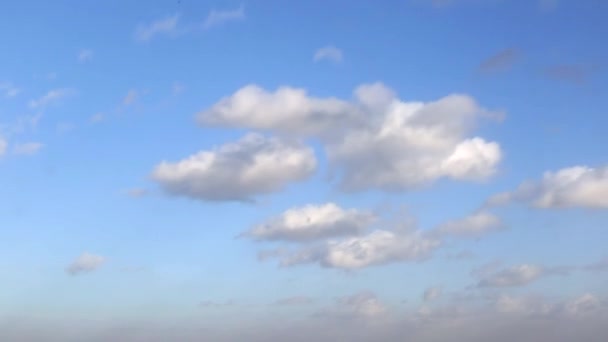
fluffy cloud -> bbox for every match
[435,211,504,238]
[314,45,343,63]
[477,264,544,288]
[203,5,245,29]
[244,203,374,242]
[66,252,105,275]
[152,133,316,202]
[134,14,180,42]
[12,142,43,155]
[271,230,440,270]
[198,83,501,191]
[488,165,608,209]
[28,88,74,109]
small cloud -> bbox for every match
[89,113,105,124]
[539,0,558,11]
[478,48,520,73]
[78,49,94,63]
[123,89,139,105]
[199,300,235,308]
[446,250,476,261]
[0,82,21,98]
[66,252,105,275]
[0,138,7,156]
[543,64,596,85]
[434,211,505,239]
[47,72,58,80]
[12,142,43,156]
[29,88,74,109]
[274,296,314,306]
[126,188,149,198]
[313,45,343,63]
[56,122,76,134]
[423,286,442,302]
[172,82,185,95]
[134,14,181,42]
[203,5,245,29]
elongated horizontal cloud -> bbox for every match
[134,14,180,42]
[274,296,314,306]
[12,142,43,155]
[488,165,608,209]
[28,88,73,109]
[477,264,544,287]
[203,5,245,29]
[478,48,520,73]
[152,133,316,202]
[198,82,502,191]
[270,230,440,270]
[244,203,375,241]
[435,211,504,238]
[66,252,105,275]
[314,45,343,63]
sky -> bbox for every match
[1,0,608,341]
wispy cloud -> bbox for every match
[28,88,74,109]
[12,142,43,156]
[78,49,94,63]
[134,14,181,42]
[0,138,7,156]
[203,5,245,29]
[0,82,21,98]
[123,89,139,105]
[543,64,598,85]
[89,113,105,124]
[478,48,520,73]
[314,45,344,63]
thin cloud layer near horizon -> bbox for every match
[1,1,607,341]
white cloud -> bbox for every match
[134,14,180,42]
[123,89,139,105]
[563,293,602,317]
[477,264,544,287]
[494,294,555,316]
[244,203,375,242]
[78,49,94,63]
[487,165,608,209]
[273,230,440,270]
[321,291,388,319]
[198,83,501,191]
[152,133,316,202]
[203,5,245,29]
[28,88,73,109]
[423,287,442,302]
[89,113,105,123]
[66,252,105,275]
[0,82,21,98]
[314,45,343,63]
[435,211,504,238]
[0,138,7,156]
[12,142,43,155]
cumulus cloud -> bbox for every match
[478,48,520,73]
[269,230,440,270]
[423,286,442,302]
[314,45,343,63]
[244,203,375,242]
[134,14,180,42]
[198,83,502,192]
[274,296,314,306]
[487,165,608,209]
[66,252,105,275]
[476,264,548,288]
[12,142,43,155]
[152,133,316,202]
[28,88,74,109]
[78,49,94,63]
[0,82,20,98]
[203,5,245,29]
[435,211,504,238]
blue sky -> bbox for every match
[1,1,608,341]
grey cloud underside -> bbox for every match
[151,133,316,202]
[197,82,502,192]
